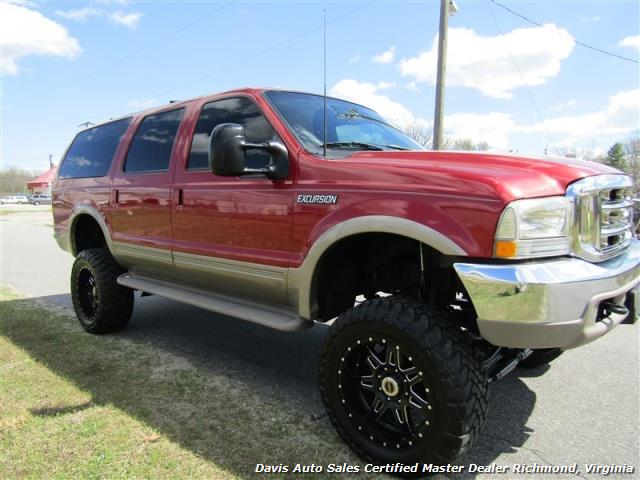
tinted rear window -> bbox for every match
[124,108,184,173]
[59,117,131,179]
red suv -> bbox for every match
[53,88,640,467]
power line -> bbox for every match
[145,0,378,100]
[6,1,378,136]
[13,1,238,104]
[487,1,554,149]
[490,0,639,65]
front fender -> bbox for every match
[288,214,468,320]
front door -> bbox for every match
[171,96,294,304]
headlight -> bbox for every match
[494,196,571,259]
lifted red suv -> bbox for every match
[53,88,640,466]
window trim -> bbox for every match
[123,107,185,175]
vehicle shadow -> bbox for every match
[2,294,538,479]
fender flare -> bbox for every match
[287,215,467,320]
[68,205,114,256]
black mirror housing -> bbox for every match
[209,123,247,176]
[209,123,289,180]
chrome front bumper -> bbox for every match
[454,239,640,349]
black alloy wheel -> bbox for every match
[319,297,489,466]
[338,335,433,450]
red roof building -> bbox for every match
[27,165,57,195]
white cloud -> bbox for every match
[108,11,142,29]
[0,3,81,75]
[348,54,360,64]
[55,5,142,29]
[56,7,103,22]
[443,89,639,150]
[405,82,422,93]
[371,46,395,65]
[127,98,159,109]
[619,35,640,51]
[445,112,520,150]
[526,88,640,145]
[329,79,415,127]
[549,99,578,112]
[376,81,395,90]
[400,25,574,99]
[579,15,600,23]
[2,0,37,5]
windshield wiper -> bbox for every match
[380,144,410,150]
[324,141,383,151]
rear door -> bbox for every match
[110,106,188,278]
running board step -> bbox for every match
[117,273,310,332]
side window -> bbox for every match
[188,97,276,170]
[59,117,131,179]
[124,108,185,173]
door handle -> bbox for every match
[112,189,119,205]
[175,188,184,211]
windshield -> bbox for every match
[264,91,424,155]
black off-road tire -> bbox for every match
[518,348,563,368]
[319,297,489,466]
[71,248,133,334]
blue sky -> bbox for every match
[1,0,639,171]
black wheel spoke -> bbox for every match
[406,372,423,386]
[360,375,376,392]
[400,365,418,377]
[373,401,388,420]
[365,347,383,370]
[409,387,430,410]
[385,343,399,367]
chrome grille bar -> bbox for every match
[567,175,634,262]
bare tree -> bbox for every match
[403,122,492,151]
[452,139,475,151]
[403,121,433,149]
[625,135,640,191]
[476,141,490,152]
[551,146,601,162]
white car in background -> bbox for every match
[0,195,29,205]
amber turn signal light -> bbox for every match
[494,240,517,258]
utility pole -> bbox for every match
[49,154,53,169]
[433,0,457,150]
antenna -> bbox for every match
[323,8,327,157]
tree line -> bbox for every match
[0,167,45,196]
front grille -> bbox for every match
[599,187,634,254]
[567,175,634,262]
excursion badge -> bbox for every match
[297,194,338,205]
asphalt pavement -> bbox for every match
[1,206,638,479]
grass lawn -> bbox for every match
[0,209,20,216]
[0,285,374,479]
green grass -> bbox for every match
[0,285,377,479]
[0,209,20,216]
